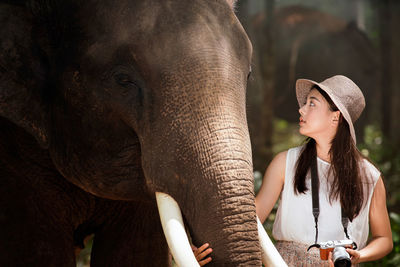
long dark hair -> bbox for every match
[294,86,371,221]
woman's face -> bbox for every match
[298,89,340,141]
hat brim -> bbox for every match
[295,79,357,144]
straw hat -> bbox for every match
[296,75,365,144]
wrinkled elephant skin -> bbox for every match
[0,0,262,266]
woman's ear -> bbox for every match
[331,111,341,125]
[0,4,50,148]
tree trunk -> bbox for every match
[376,0,400,214]
[258,0,275,172]
[389,1,400,144]
[378,0,400,145]
[378,0,392,140]
[351,0,365,31]
[237,1,275,172]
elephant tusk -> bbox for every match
[156,192,200,267]
[257,216,288,267]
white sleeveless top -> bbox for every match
[272,146,380,249]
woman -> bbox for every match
[194,75,393,266]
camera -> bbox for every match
[332,246,351,267]
[308,240,357,267]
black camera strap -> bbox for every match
[310,156,350,243]
[310,156,320,244]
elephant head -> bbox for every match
[0,0,284,265]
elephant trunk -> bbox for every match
[144,120,262,265]
[190,166,261,266]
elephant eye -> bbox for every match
[114,73,138,87]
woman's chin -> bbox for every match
[298,128,307,136]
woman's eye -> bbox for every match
[309,101,315,106]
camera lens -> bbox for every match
[334,259,351,267]
[332,247,351,267]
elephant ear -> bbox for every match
[0,2,50,148]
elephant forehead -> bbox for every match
[80,0,250,66]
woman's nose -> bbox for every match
[299,106,305,115]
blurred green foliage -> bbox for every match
[359,125,400,266]
[359,125,400,210]
[255,119,400,266]
[76,235,93,267]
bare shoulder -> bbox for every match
[263,150,288,183]
[268,150,288,172]
[274,150,288,162]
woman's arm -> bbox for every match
[346,177,393,264]
[255,151,287,223]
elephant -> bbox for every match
[0,0,285,266]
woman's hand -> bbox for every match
[191,243,212,266]
[346,248,361,264]
[328,247,361,266]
